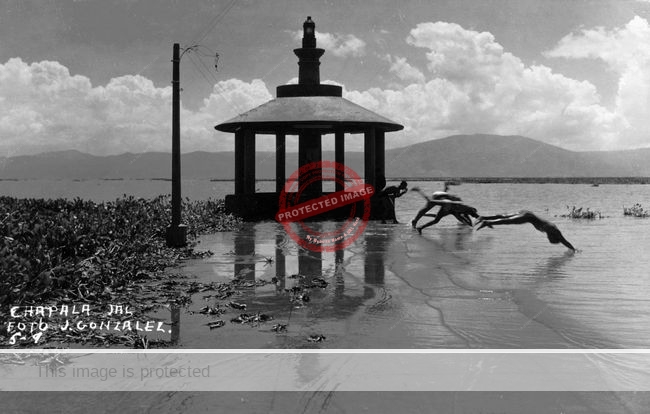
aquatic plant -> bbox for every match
[623,203,650,218]
[562,205,603,219]
[0,195,241,318]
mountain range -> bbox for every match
[2,134,650,180]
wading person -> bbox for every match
[475,210,576,251]
[379,180,408,224]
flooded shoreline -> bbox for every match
[151,217,649,349]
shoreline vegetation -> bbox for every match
[0,195,241,348]
[2,177,650,184]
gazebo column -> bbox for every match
[242,129,256,194]
[335,129,345,192]
[364,128,376,189]
[234,129,245,195]
[276,131,286,193]
[375,129,385,188]
[298,131,322,199]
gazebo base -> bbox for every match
[225,193,388,222]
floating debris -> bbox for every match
[307,334,326,342]
[230,314,251,324]
[198,305,224,316]
[307,277,328,289]
[207,320,225,329]
[230,313,273,325]
[272,324,287,333]
[255,313,273,323]
[286,286,302,294]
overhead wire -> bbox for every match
[179,0,249,115]
[186,52,247,116]
[189,0,239,45]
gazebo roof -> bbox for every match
[215,95,403,135]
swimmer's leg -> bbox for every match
[454,213,473,226]
[416,212,445,234]
[412,202,434,228]
[476,213,531,230]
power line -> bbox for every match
[186,52,246,116]
[190,0,239,45]
[187,52,220,95]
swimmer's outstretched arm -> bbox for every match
[557,233,576,251]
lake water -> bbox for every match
[4,179,650,350]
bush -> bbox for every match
[0,195,241,308]
[623,203,650,218]
[561,205,602,219]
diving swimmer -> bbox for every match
[475,211,576,251]
[411,187,480,234]
[410,182,464,228]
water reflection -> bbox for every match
[275,232,286,291]
[234,225,256,281]
[158,222,399,347]
[364,230,388,286]
[531,251,575,280]
[453,227,473,251]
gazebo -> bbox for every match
[215,16,403,220]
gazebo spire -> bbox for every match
[295,16,325,86]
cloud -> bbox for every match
[5,18,650,156]
[383,55,426,84]
[290,30,366,57]
[0,57,273,156]
[545,16,650,149]
[343,21,626,151]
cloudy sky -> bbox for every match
[2,0,650,156]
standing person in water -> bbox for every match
[475,210,576,251]
[379,180,408,223]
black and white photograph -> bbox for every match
[2,0,650,412]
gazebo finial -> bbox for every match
[302,16,316,48]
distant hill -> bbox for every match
[1,134,650,180]
[385,134,650,177]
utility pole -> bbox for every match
[166,43,187,247]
